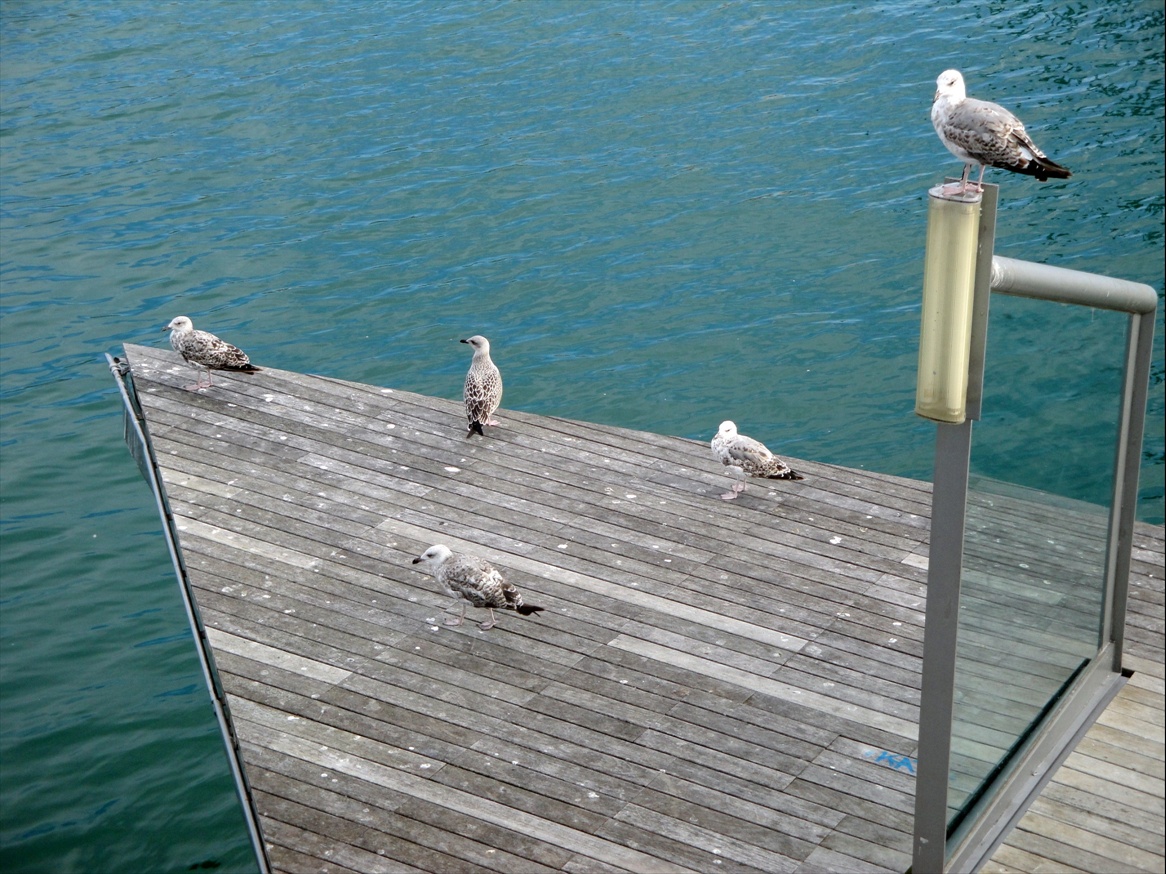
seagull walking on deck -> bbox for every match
[931,69,1071,195]
[163,316,260,390]
[461,335,503,437]
[411,544,543,630]
[711,420,803,501]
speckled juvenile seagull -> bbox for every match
[931,69,1071,195]
[711,420,804,501]
[163,315,260,390]
[411,544,543,630]
[461,335,502,437]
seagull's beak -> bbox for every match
[460,338,469,344]
[411,557,422,564]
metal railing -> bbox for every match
[106,353,271,874]
[910,184,1158,873]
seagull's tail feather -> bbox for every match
[1022,155,1071,181]
[467,420,485,437]
[767,469,805,481]
[516,604,544,617]
[224,364,261,374]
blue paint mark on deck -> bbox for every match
[863,748,917,775]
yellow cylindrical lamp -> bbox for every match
[915,187,981,424]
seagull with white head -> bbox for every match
[163,316,260,390]
[461,335,503,438]
[710,420,804,501]
[411,544,543,630]
[931,69,1071,195]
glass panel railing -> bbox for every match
[945,297,1124,828]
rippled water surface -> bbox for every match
[2,2,1162,870]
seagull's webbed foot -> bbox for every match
[479,609,497,631]
[941,164,976,196]
[720,481,746,501]
[973,164,988,192]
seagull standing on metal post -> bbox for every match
[931,69,1071,195]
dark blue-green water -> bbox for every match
[2,2,1162,871]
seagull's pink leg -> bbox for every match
[444,602,465,627]
[971,164,987,193]
[184,369,210,391]
[478,608,497,631]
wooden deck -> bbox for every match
[119,343,1164,874]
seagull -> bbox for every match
[163,316,260,390]
[461,335,502,437]
[411,544,543,630]
[931,69,1071,195]
[711,420,804,501]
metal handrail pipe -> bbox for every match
[991,255,1158,314]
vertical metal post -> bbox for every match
[965,185,999,419]
[911,183,997,873]
[1103,308,1156,668]
[913,419,974,872]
